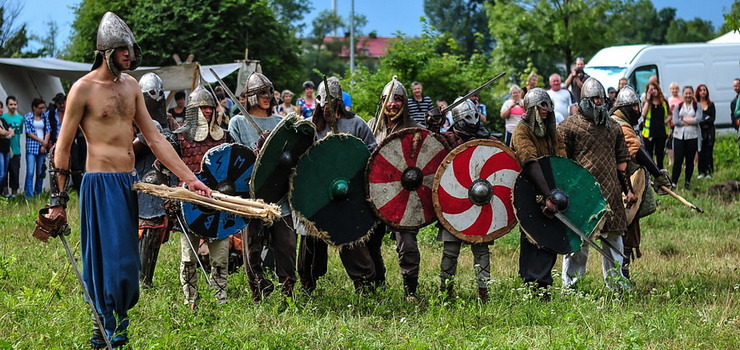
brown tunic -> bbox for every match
[610,110,640,161]
[510,122,566,164]
[557,114,630,233]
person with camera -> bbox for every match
[500,85,526,146]
[565,57,591,103]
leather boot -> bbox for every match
[249,278,274,303]
[403,276,419,301]
[439,279,454,300]
[478,287,488,302]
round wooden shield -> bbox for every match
[366,128,450,230]
[513,156,608,254]
[433,139,521,244]
[290,134,376,246]
[250,114,316,204]
[625,167,646,225]
[182,143,256,240]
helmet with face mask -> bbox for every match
[450,97,480,133]
[139,73,168,129]
[522,88,556,138]
[312,77,346,131]
[245,72,276,112]
[91,12,142,79]
[175,80,223,142]
[579,78,610,126]
[379,76,408,121]
[612,86,641,126]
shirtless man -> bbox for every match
[40,12,209,348]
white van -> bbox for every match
[584,43,740,128]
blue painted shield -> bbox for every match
[182,143,256,239]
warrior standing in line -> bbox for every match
[298,77,378,293]
[510,88,566,291]
[175,81,230,308]
[35,12,210,348]
[367,77,421,299]
[134,72,180,288]
[229,72,297,302]
[558,78,635,290]
[432,98,497,301]
[609,86,672,279]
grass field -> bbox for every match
[1,136,738,349]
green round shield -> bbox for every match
[290,134,376,246]
[250,114,316,204]
[513,156,608,254]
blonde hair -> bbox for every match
[669,82,679,90]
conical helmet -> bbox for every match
[91,12,142,73]
[316,77,343,107]
[581,77,606,100]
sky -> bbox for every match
[12,0,737,54]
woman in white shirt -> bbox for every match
[671,86,702,190]
[500,85,526,146]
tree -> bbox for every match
[65,0,303,91]
[665,18,715,43]
[610,0,675,45]
[719,0,740,34]
[424,0,493,58]
[343,27,509,133]
[269,0,312,32]
[486,0,625,82]
[0,1,30,57]
[303,10,370,85]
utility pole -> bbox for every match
[350,0,355,74]
[332,0,337,37]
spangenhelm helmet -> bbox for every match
[91,12,142,78]
[245,72,276,111]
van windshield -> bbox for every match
[583,66,626,90]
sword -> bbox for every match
[440,71,507,115]
[207,67,263,134]
[659,185,704,213]
[553,212,617,266]
[174,213,213,285]
[59,234,113,350]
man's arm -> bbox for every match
[131,81,210,196]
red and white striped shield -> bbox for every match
[366,128,451,230]
[433,139,521,243]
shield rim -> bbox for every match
[432,138,520,244]
[249,113,316,202]
[181,143,255,240]
[513,155,608,254]
[290,133,376,247]
[365,127,451,230]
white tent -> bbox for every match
[708,31,740,44]
[0,57,241,196]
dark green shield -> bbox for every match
[290,134,376,246]
[250,114,316,204]
[513,156,608,254]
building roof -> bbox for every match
[322,36,397,57]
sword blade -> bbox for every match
[207,67,263,134]
[553,212,617,266]
[598,236,627,260]
[441,71,507,114]
[174,213,213,285]
[59,234,113,350]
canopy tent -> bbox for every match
[708,31,740,44]
[0,57,247,196]
[0,58,242,115]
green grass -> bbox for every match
[1,136,738,349]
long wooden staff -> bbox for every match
[659,185,704,213]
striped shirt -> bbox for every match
[408,96,433,127]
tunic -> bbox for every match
[557,114,630,233]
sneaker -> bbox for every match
[705,174,712,179]
[697,174,705,179]
[684,182,691,190]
